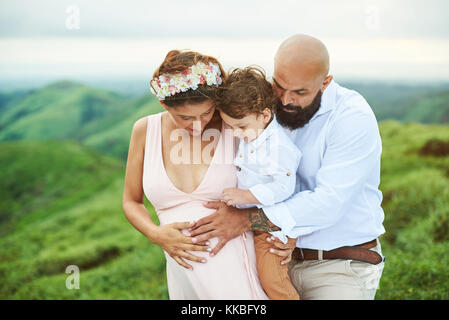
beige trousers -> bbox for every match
[287,239,385,300]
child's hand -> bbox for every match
[222,188,260,206]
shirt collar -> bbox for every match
[245,113,280,149]
[310,79,337,121]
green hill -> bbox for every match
[376,121,449,299]
[81,95,164,160]
[0,81,164,160]
[347,82,449,124]
[0,140,167,299]
[0,140,124,235]
[0,81,125,141]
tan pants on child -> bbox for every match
[253,231,300,300]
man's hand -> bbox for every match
[188,202,282,257]
[266,235,298,265]
[222,188,260,206]
[188,201,250,256]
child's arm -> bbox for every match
[248,143,302,207]
[222,143,302,207]
[222,187,260,206]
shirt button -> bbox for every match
[239,154,243,158]
[286,172,291,176]
[250,149,254,153]
[237,166,241,171]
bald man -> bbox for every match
[190,34,386,300]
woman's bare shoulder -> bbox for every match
[131,112,166,147]
[132,116,149,140]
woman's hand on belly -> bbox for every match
[152,221,211,270]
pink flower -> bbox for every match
[199,75,206,84]
[181,69,192,76]
[169,85,180,95]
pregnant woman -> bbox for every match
[122,50,268,300]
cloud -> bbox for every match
[0,0,448,39]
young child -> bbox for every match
[214,66,301,300]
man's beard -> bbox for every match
[274,89,323,130]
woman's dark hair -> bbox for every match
[151,50,226,107]
[214,66,277,119]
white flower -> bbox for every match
[150,61,222,100]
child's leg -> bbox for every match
[254,231,300,300]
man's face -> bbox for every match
[272,60,331,130]
[273,89,322,130]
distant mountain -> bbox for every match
[0,80,164,159]
[81,94,163,160]
[346,82,449,124]
[0,81,124,140]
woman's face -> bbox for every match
[162,100,216,137]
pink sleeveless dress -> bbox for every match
[142,112,268,300]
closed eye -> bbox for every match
[179,108,213,120]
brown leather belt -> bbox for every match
[292,239,384,265]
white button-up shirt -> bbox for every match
[234,115,302,225]
[263,80,386,250]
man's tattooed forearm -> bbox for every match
[248,207,281,232]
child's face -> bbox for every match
[219,110,271,143]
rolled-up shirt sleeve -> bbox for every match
[262,106,382,239]
[249,144,302,207]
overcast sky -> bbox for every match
[0,0,448,86]
[1,0,449,39]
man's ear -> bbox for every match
[321,75,333,92]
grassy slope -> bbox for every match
[376,121,449,299]
[345,83,449,124]
[0,81,164,160]
[82,95,164,160]
[0,140,167,299]
[0,81,125,142]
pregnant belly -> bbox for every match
[156,200,251,264]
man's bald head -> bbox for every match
[275,34,330,81]
[272,34,333,130]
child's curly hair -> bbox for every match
[214,66,278,119]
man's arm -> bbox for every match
[262,105,382,240]
[247,206,281,232]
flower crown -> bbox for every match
[150,61,223,100]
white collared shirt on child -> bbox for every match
[234,114,302,243]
